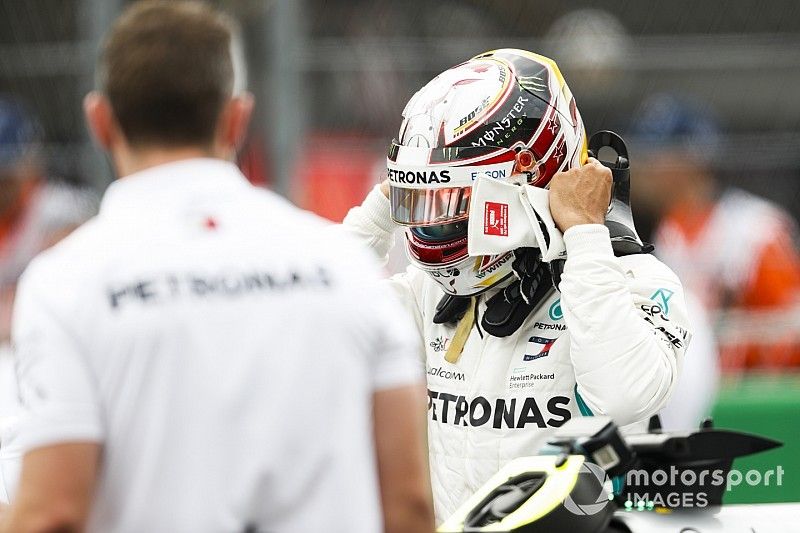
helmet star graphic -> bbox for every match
[546,114,560,135]
[553,143,566,163]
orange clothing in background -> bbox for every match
[740,230,800,309]
[655,188,800,370]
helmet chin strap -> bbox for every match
[432,130,654,338]
[432,249,555,337]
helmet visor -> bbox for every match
[390,186,472,227]
[387,141,516,226]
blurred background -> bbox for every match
[1,0,799,504]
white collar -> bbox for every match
[100,158,250,217]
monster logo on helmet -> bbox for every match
[387,48,588,297]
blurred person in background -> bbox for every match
[0,2,433,533]
[631,93,800,370]
[0,97,97,341]
[544,12,720,429]
[0,96,97,502]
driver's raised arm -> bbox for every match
[551,161,691,426]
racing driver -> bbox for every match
[344,48,692,523]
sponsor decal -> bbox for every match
[429,268,459,279]
[471,168,507,180]
[429,336,449,353]
[427,365,465,382]
[549,299,563,321]
[640,303,686,349]
[640,303,668,322]
[534,321,567,332]
[497,64,508,84]
[427,389,571,429]
[452,61,512,138]
[107,267,332,310]
[454,96,491,133]
[510,371,555,380]
[471,95,530,147]
[517,74,548,93]
[484,202,508,236]
[650,288,674,315]
[654,326,684,349]
[508,371,555,390]
[524,336,556,361]
[474,253,511,279]
[386,168,451,185]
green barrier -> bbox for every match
[711,373,800,503]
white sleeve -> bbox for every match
[342,185,397,266]
[559,224,691,426]
[339,184,427,341]
[10,260,104,451]
[365,280,425,391]
[658,292,719,430]
[332,233,424,392]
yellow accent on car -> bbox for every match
[437,455,586,531]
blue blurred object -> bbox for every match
[630,93,721,162]
[0,96,41,169]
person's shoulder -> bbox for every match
[719,187,790,223]
[248,187,329,228]
[19,217,104,290]
[715,188,798,249]
[246,187,382,277]
[618,251,683,286]
[35,180,99,223]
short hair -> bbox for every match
[97,1,245,148]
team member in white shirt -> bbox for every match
[0,2,433,533]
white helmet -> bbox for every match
[387,49,587,295]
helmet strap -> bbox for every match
[481,249,555,337]
[433,293,472,325]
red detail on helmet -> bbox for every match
[203,216,218,230]
[516,150,535,171]
[453,78,482,86]
[569,97,579,128]
[533,136,568,186]
[406,230,469,267]
[470,63,491,73]
[437,121,447,148]
[523,107,566,187]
